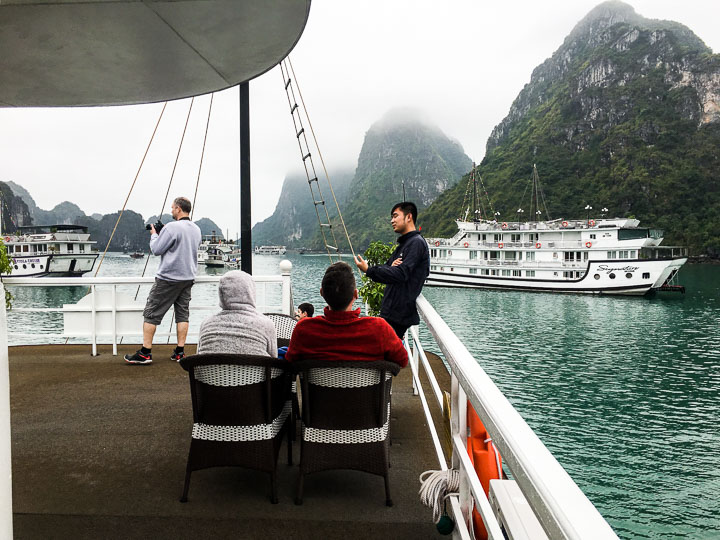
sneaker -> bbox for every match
[124,350,152,365]
[170,351,185,362]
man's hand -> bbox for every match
[150,224,156,235]
[354,254,369,273]
[391,257,403,267]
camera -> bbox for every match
[146,220,164,233]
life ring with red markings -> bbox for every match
[535,242,541,249]
[585,241,592,248]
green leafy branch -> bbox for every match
[358,240,395,316]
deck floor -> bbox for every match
[9,344,449,539]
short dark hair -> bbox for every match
[321,262,356,310]
[298,302,314,317]
[173,197,192,214]
[391,201,417,224]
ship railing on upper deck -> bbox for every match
[431,241,588,250]
[406,295,618,539]
[1,261,293,356]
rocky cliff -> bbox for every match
[422,1,720,254]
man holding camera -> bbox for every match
[125,197,202,365]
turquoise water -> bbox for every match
[5,253,720,538]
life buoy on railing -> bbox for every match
[467,401,503,540]
[535,242,541,249]
[3,236,10,243]
[585,241,592,248]
[501,222,508,229]
[498,242,504,249]
[435,241,440,247]
[588,219,596,227]
[562,221,569,227]
[463,242,469,248]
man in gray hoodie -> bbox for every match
[197,270,277,356]
[125,197,202,365]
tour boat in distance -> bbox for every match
[2,225,98,277]
[425,167,688,295]
[254,245,287,255]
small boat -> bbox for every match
[254,245,287,255]
[129,252,144,259]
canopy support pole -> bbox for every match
[239,82,252,275]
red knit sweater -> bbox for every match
[285,307,408,367]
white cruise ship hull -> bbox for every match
[426,258,687,295]
[6,253,98,277]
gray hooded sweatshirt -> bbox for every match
[197,270,277,357]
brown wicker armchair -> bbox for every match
[263,312,297,348]
[293,360,401,506]
[178,353,293,504]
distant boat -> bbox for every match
[129,252,144,259]
[1,225,98,277]
[254,245,286,255]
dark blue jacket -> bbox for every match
[366,230,430,327]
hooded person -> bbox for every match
[197,270,277,357]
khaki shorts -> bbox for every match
[143,278,194,325]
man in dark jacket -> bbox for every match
[354,201,430,339]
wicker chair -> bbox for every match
[293,360,401,506]
[263,312,297,348]
[178,353,293,504]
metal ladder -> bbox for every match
[280,59,342,259]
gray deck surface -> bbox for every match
[9,344,450,539]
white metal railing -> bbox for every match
[2,261,293,356]
[407,294,618,539]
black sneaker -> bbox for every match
[124,350,152,365]
[170,351,185,362]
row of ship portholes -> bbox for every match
[594,272,633,280]
[13,263,44,270]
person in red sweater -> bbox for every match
[285,261,408,368]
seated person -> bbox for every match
[197,270,277,356]
[286,262,407,368]
[295,302,314,320]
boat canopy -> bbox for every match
[0,0,310,107]
[17,225,89,234]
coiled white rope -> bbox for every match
[419,469,460,523]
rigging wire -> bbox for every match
[290,55,356,258]
[93,102,168,277]
[134,97,196,299]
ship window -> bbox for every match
[40,265,44,269]
[526,252,535,261]
[583,252,588,261]
[79,244,85,253]
[526,270,535,277]
[469,268,477,275]
[517,252,522,260]
[14,246,21,253]
[512,270,521,277]
[505,251,516,260]
[630,250,636,258]
[22,264,26,269]
[607,251,616,259]
[31,264,35,268]
[594,274,600,280]
[502,269,510,276]
[489,251,498,260]
[590,234,596,239]
[490,269,498,276]
[511,234,521,243]
[609,273,616,279]
[618,228,649,240]
[469,251,477,260]
[481,269,489,275]
[67,244,74,252]
[493,234,501,242]
[643,272,650,279]
[448,251,452,256]
[625,273,633,279]
[23,245,29,252]
[450,267,454,272]
[13,265,17,270]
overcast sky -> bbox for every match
[0,0,718,239]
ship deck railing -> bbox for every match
[430,240,590,249]
[1,268,293,356]
[0,265,618,538]
[409,295,617,538]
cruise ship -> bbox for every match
[2,225,98,277]
[425,167,688,295]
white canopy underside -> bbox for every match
[0,0,310,107]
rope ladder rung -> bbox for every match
[285,78,292,89]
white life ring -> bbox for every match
[435,241,440,247]
[463,242,469,248]
[585,241,592,248]
[498,242,504,249]
[3,236,10,243]
[588,219,596,227]
[501,222,508,229]
[535,242,541,249]
[562,221,569,227]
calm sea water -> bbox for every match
[5,253,720,538]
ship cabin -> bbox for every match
[4,225,96,256]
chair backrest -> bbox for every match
[180,353,291,436]
[264,312,297,346]
[295,360,400,438]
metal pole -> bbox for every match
[0,284,14,539]
[239,82,252,275]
